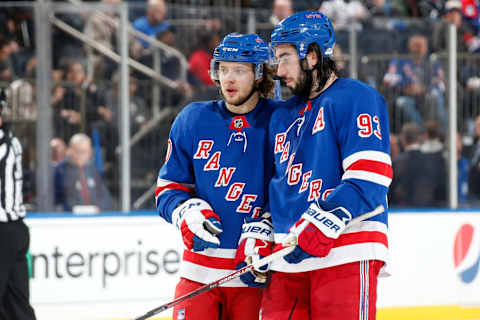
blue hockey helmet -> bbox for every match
[210,33,271,81]
[271,11,336,59]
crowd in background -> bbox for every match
[1,0,480,211]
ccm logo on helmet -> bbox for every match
[223,47,239,52]
[305,207,342,233]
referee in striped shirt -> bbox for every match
[0,87,36,320]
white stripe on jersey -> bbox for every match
[12,137,25,219]
[196,247,237,259]
[5,146,16,220]
[342,170,392,187]
[0,135,26,222]
[342,150,391,170]
[270,242,388,273]
[155,178,194,197]
[157,178,195,188]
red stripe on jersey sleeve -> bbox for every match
[183,250,236,270]
[334,231,388,248]
[346,160,393,179]
[155,183,193,197]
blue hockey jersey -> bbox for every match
[269,78,392,273]
[156,98,278,286]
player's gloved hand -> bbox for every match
[234,212,274,287]
[282,202,351,264]
[172,198,223,252]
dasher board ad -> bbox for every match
[25,215,183,304]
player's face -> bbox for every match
[275,44,302,90]
[218,61,255,105]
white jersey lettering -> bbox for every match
[194,140,214,159]
[214,167,236,187]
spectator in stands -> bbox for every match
[401,0,423,17]
[51,137,67,165]
[84,0,121,80]
[420,120,447,204]
[52,9,86,70]
[54,133,112,212]
[468,115,480,200]
[457,132,470,205]
[136,26,193,106]
[96,73,153,164]
[420,119,444,154]
[432,0,480,53]
[390,133,401,159]
[364,0,401,17]
[188,30,221,88]
[390,122,446,207]
[418,0,445,20]
[0,39,15,81]
[333,44,348,77]
[53,60,106,141]
[462,0,480,34]
[269,0,294,25]
[319,0,369,30]
[104,73,150,134]
[390,122,423,207]
[132,0,170,49]
[383,34,446,129]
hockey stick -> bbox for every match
[133,204,384,320]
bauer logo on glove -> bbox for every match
[282,202,352,263]
[234,212,274,287]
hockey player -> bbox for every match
[263,11,392,319]
[155,33,279,320]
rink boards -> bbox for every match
[24,210,480,320]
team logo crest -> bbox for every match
[229,116,250,133]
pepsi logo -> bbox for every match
[453,223,480,284]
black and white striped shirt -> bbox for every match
[0,127,26,222]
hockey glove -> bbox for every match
[172,198,223,252]
[234,212,274,287]
[282,202,351,264]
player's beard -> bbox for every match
[291,65,332,100]
[291,69,313,100]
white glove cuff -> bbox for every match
[239,220,274,243]
[172,198,213,229]
[300,203,347,239]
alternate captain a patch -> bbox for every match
[229,116,250,133]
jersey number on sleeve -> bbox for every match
[357,114,382,140]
